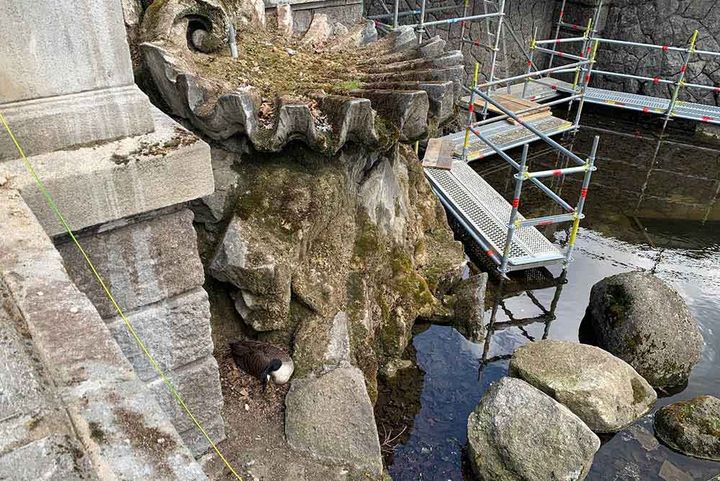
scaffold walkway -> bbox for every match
[438,115,573,162]
[425,160,567,271]
[540,80,720,125]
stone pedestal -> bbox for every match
[0,0,154,160]
[0,0,223,458]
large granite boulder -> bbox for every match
[580,271,703,389]
[467,377,600,481]
[654,396,720,461]
[510,340,656,433]
[285,366,382,476]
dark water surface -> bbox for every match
[384,109,720,480]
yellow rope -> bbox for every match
[0,111,242,480]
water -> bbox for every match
[382,109,720,480]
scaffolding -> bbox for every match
[367,0,510,85]
[368,1,720,275]
[454,62,599,275]
[368,1,603,274]
[529,0,720,126]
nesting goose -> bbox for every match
[229,339,294,387]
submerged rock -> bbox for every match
[467,377,600,481]
[510,340,656,433]
[285,366,382,476]
[580,271,703,389]
[654,396,720,461]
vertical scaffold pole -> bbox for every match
[663,29,698,130]
[573,19,594,90]
[393,0,400,29]
[567,18,593,115]
[499,144,529,275]
[548,0,568,70]
[565,135,599,266]
[573,38,599,130]
[459,0,471,51]
[521,28,538,99]
[462,63,481,164]
[482,0,506,119]
[417,0,427,45]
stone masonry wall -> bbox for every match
[565,0,720,105]
[56,207,225,455]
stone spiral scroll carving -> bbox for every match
[139,0,464,153]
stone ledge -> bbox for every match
[0,85,154,161]
[0,106,214,237]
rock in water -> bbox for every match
[654,396,720,461]
[580,271,703,389]
[510,340,656,433]
[285,367,382,476]
[467,377,600,481]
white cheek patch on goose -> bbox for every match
[271,360,294,384]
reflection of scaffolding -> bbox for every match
[478,270,567,371]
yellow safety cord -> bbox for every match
[0,111,243,481]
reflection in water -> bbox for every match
[383,109,720,480]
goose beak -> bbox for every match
[263,374,270,392]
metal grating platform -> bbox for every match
[541,78,720,125]
[439,115,574,162]
[424,160,566,271]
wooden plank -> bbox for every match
[422,138,455,169]
[506,109,552,125]
[461,93,551,124]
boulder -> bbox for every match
[285,367,382,476]
[510,340,656,433]
[209,216,293,331]
[467,377,600,481]
[654,396,720,461]
[276,5,293,38]
[580,271,703,389]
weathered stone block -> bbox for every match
[0,435,95,481]
[4,108,214,237]
[58,208,205,318]
[467,377,600,481]
[106,287,214,381]
[179,416,227,457]
[510,340,656,433]
[0,189,207,479]
[0,0,153,159]
[581,271,704,389]
[147,356,225,437]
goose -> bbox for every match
[229,339,295,387]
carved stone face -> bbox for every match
[140,0,464,153]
